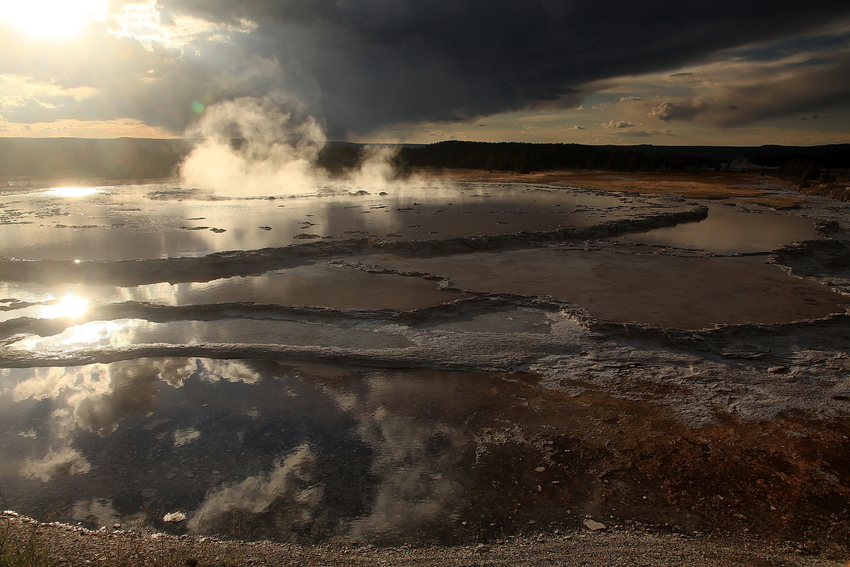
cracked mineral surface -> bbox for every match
[1,177,849,558]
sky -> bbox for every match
[1,0,850,146]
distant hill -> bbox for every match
[394,141,850,174]
[0,138,192,181]
[0,138,847,181]
[620,144,850,168]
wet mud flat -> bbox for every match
[1,180,850,564]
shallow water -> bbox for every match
[0,183,655,261]
[1,181,848,546]
[4,357,848,546]
[620,202,819,253]
[0,359,549,543]
[0,264,462,323]
[364,249,847,329]
[10,319,414,352]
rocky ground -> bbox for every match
[2,511,847,566]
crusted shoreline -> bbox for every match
[3,511,846,566]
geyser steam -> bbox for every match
[180,96,325,196]
[179,96,406,196]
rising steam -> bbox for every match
[179,96,406,197]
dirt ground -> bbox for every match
[3,511,848,567]
[415,168,819,208]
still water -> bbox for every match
[620,202,819,254]
[0,264,463,323]
[0,183,659,261]
[1,180,847,547]
[0,359,560,544]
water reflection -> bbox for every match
[12,318,413,351]
[39,294,89,319]
[3,358,846,545]
[0,264,461,323]
[0,359,525,543]
[620,203,818,253]
[46,187,104,198]
[0,182,676,261]
[318,372,465,541]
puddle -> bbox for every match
[366,249,848,329]
[0,360,539,544]
[0,264,461,322]
[619,203,819,253]
[0,183,664,261]
[9,319,413,352]
[3,358,849,546]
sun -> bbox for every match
[0,0,108,40]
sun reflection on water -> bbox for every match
[46,187,104,198]
[40,294,90,319]
[15,320,131,351]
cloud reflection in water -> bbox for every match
[0,359,510,544]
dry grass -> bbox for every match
[0,514,256,567]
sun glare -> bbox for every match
[0,0,107,40]
[47,187,103,198]
[41,294,90,319]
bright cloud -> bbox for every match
[0,0,107,40]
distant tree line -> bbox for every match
[0,138,191,181]
[389,141,721,174]
[1,138,846,183]
[775,158,841,186]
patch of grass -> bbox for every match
[0,492,54,567]
[731,196,805,209]
[0,530,54,567]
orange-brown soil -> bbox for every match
[413,168,809,208]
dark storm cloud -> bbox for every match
[3,1,850,137]
[644,48,850,127]
[729,29,850,63]
[710,56,850,126]
[156,0,850,137]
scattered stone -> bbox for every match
[163,512,187,523]
[583,519,606,531]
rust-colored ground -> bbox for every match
[456,375,850,554]
[414,169,809,208]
